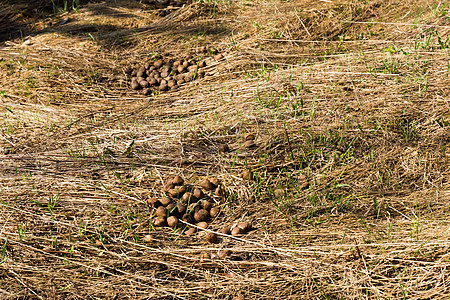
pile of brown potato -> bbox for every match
[125,55,206,95]
[147,175,252,243]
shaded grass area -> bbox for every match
[0,0,449,299]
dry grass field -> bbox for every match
[0,0,449,298]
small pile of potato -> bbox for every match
[147,175,252,243]
[124,55,206,95]
[140,0,186,8]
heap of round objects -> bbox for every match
[147,175,252,243]
[124,55,207,95]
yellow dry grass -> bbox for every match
[0,0,449,299]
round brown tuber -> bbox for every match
[181,192,194,203]
[154,59,163,68]
[124,66,132,75]
[166,203,176,214]
[244,133,255,141]
[194,209,209,222]
[237,222,251,233]
[143,88,152,96]
[147,197,160,207]
[201,200,212,211]
[182,213,194,224]
[153,216,166,227]
[167,216,179,228]
[241,169,251,180]
[193,188,204,199]
[177,203,187,215]
[218,249,231,259]
[219,226,231,235]
[215,187,224,197]
[218,143,229,153]
[159,197,172,206]
[172,175,184,186]
[143,234,153,242]
[131,80,140,90]
[210,207,220,218]
[231,226,243,236]
[205,232,218,243]
[155,206,167,217]
[184,227,196,236]
[197,221,208,229]
[209,177,219,187]
[199,178,214,191]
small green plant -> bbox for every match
[47,191,60,215]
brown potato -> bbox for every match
[184,227,196,236]
[210,207,220,218]
[177,65,185,73]
[219,226,231,235]
[182,213,194,224]
[143,234,153,242]
[244,133,256,141]
[147,197,160,207]
[160,71,169,78]
[155,206,167,217]
[153,216,166,227]
[167,185,185,198]
[231,226,243,236]
[143,88,152,95]
[164,182,175,192]
[165,176,174,185]
[188,202,201,213]
[154,59,163,68]
[237,222,251,233]
[241,169,251,180]
[205,232,218,243]
[218,143,229,153]
[201,200,212,211]
[214,53,224,60]
[218,249,231,259]
[194,209,209,222]
[199,178,214,191]
[209,177,219,187]
[131,80,140,90]
[172,175,184,186]
[181,192,194,203]
[166,203,176,215]
[124,66,132,75]
[215,187,224,197]
[177,203,187,215]
[187,65,197,72]
[159,83,168,91]
[193,187,204,199]
[167,80,176,88]
[167,216,179,228]
[159,197,171,206]
[197,221,208,229]
[198,61,206,68]
[198,46,207,53]
[140,80,149,88]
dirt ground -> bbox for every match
[0,0,449,299]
